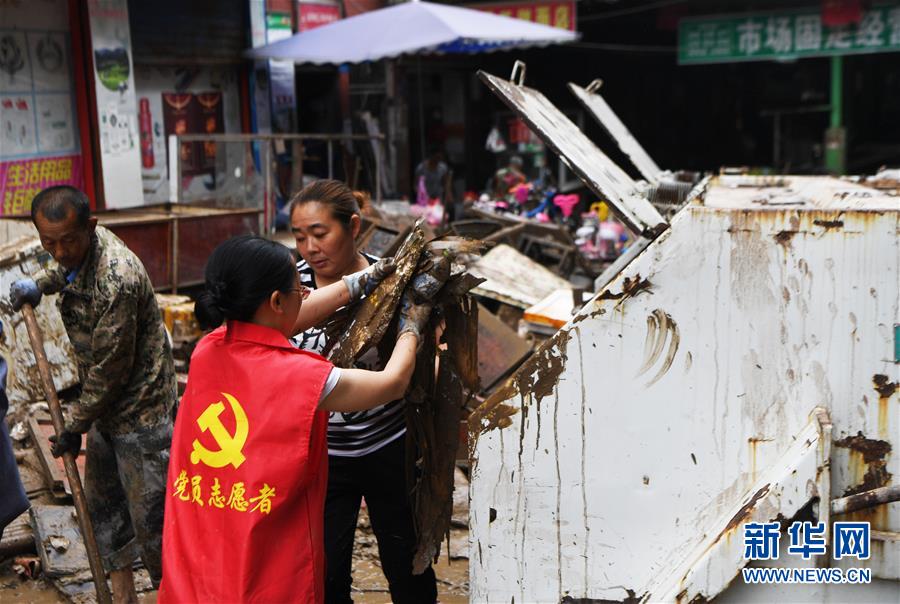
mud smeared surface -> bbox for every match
[469,331,569,435]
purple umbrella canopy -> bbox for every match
[246,0,577,64]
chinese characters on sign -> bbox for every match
[470,0,576,32]
[743,521,871,561]
[0,156,83,215]
[679,7,900,64]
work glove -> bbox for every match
[343,257,396,302]
[397,289,434,341]
[49,430,82,459]
[10,278,42,312]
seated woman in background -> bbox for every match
[157,235,435,604]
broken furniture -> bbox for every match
[468,65,900,603]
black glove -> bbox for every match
[10,278,42,312]
[397,289,433,340]
[49,430,82,459]
[343,257,396,302]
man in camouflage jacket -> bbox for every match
[10,186,175,602]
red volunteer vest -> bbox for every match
[158,321,333,603]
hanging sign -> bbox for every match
[299,3,340,31]
[679,5,900,64]
[1,156,84,215]
[470,1,576,32]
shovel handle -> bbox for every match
[20,303,112,604]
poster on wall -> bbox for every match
[0,0,83,216]
[162,92,224,179]
[266,12,296,133]
[87,0,144,208]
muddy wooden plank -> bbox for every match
[27,415,85,498]
[469,244,570,309]
[29,504,90,578]
[476,303,532,394]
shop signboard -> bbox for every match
[679,5,900,64]
[87,0,144,208]
[0,156,84,216]
[0,0,83,215]
[470,0,576,32]
[299,3,341,31]
[266,12,296,133]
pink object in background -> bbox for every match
[416,175,430,206]
[553,193,580,218]
[512,182,531,204]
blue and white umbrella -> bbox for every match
[246,0,577,64]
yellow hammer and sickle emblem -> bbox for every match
[190,392,249,469]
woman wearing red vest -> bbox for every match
[158,235,433,603]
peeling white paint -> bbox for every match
[470,177,899,603]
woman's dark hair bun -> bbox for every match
[194,289,225,330]
[196,235,296,330]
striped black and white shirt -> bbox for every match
[293,253,407,457]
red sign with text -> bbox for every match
[299,3,341,31]
[471,0,576,31]
[0,156,84,216]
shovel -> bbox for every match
[19,303,112,604]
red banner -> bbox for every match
[471,0,576,31]
[0,156,84,216]
[299,3,341,31]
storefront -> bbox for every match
[1,0,253,215]
[0,0,87,216]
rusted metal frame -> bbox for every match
[590,175,712,292]
[477,70,667,238]
[592,236,652,293]
[831,484,900,516]
[568,80,662,184]
[813,407,832,569]
[649,407,832,603]
[20,305,112,604]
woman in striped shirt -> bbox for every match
[289,179,437,603]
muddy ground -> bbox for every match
[0,513,469,603]
[1,466,470,604]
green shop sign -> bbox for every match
[679,5,900,64]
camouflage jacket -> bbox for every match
[36,227,176,435]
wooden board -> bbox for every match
[470,244,571,309]
[476,303,533,393]
[27,414,85,499]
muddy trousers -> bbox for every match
[324,436,437,604]
[83,421,171,588]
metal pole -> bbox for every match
[825,55,845,175]
[375,139,383,203]
[830,55,842,129]
[20,305,112,604]
[265,141,274,234]
[171,217,179,294]
[328,140,334,180]
[831,484,900,516]
[417,56,426,165]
